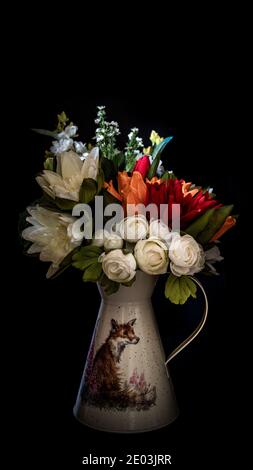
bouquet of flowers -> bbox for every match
[21,106,236,304]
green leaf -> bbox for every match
[184,276,197,298]
[79,178,98,204]
[165,274,197,305]
[151,136,174,160]
[147,136,173,179]
[37,192,76,211]
[161,170,176,180]
[55,197,76,211]
[96,168,105,193]
[100,274,120,295]
[185,208,216,239]
[82,262,103,282]
[56,111,69,132]
[44,157,54,171]
[72,245,103,282]
[72,257,99,270]
[72,246,102,269]
[197,204,234,245]
[31,128,59,138]
[101,156,116,181]
[114,151,125,170]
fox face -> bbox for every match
[109,318,140,361]
[111,318,140,344]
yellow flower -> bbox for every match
[150,130,164,146]
[143,146,152,155]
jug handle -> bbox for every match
[165,276,208,366]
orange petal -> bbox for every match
[211,216,236,241]
[118,171,131,196]
[146,176,161,185]
[103,180,122,202]
[182,181,200,197]
[127,171,149,207]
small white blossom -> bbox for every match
[74,141,86,154]
[57,126,78,140]
[136,137,143,145]
[50,138,73,154]
[74,141,88,160]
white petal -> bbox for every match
[27,243,42,254]
[57,151,83,178]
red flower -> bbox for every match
[146,177,168,206]
[133,155,150,178]
[147,178,221,228]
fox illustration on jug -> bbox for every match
[80,318,156,410]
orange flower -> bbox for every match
[104,171,149,213]
[103,180,122,202]
[119,171,149,212]
[211,216,236,241]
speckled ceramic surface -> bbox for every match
[74,271,179,433]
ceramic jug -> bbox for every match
[73,271,208,433]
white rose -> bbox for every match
[134,237,169,275]
[149,219,179,248]
[91,229,110,247]
[169,234,205,277]
[118,215,149,242]
[100,249,136,283]
[104,233,124,252]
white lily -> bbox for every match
[36,147,99,201]
[22,205,83,278]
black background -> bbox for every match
[11,18,245,466]
[14,93,242,467]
